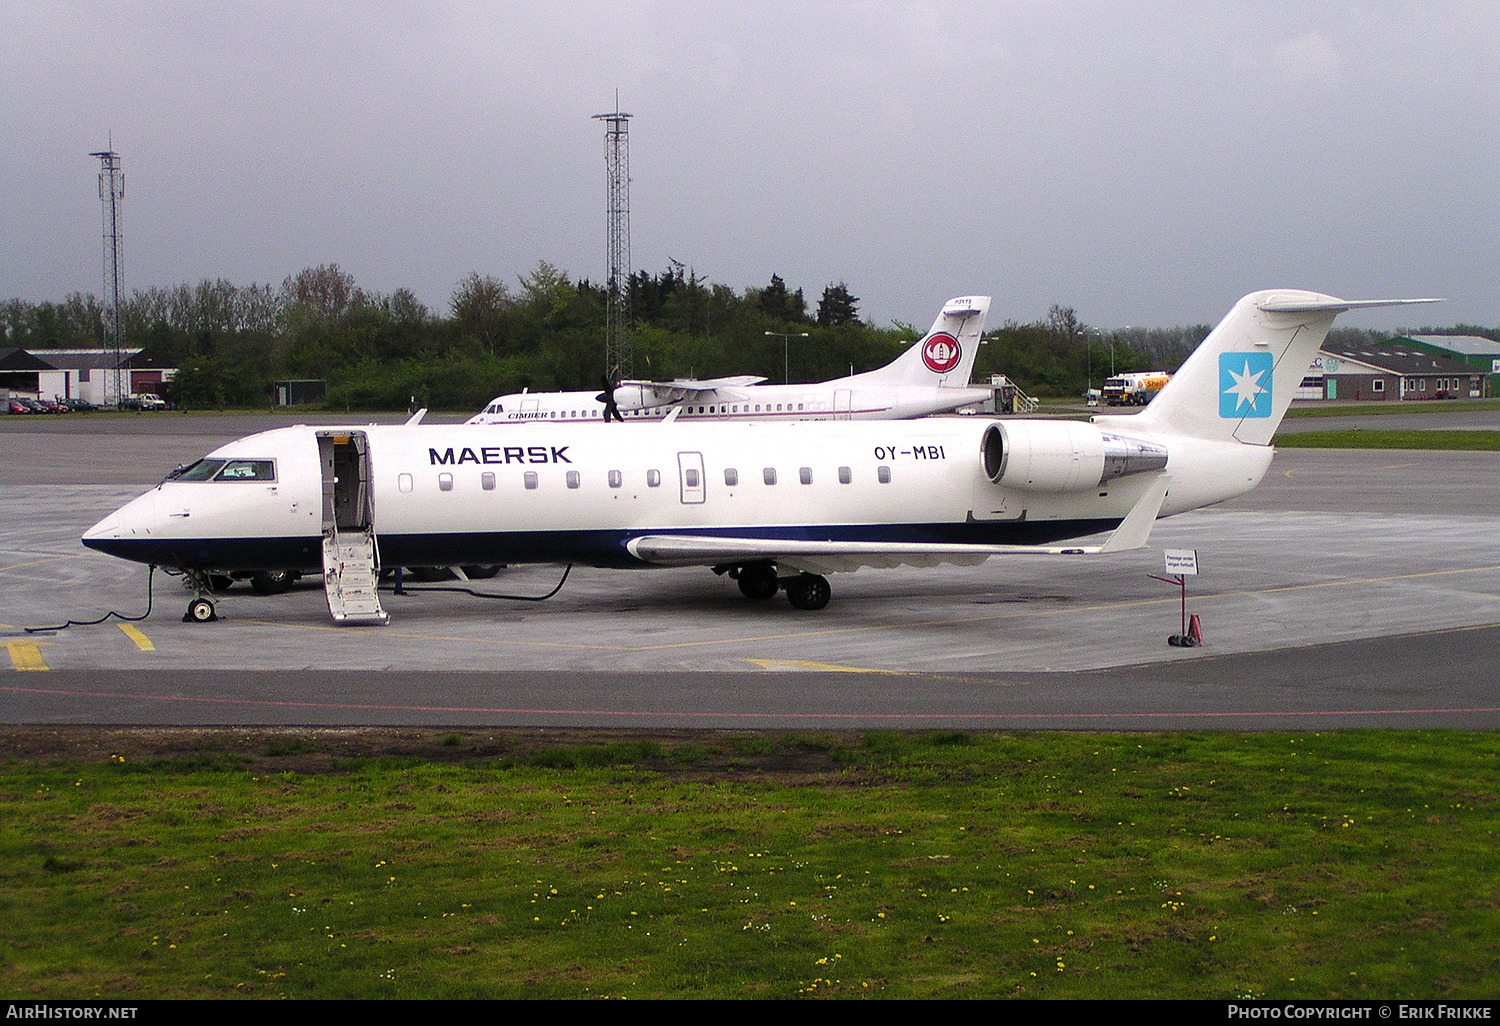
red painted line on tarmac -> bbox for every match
[2,684,1497,721]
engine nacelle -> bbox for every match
[612,384,660,411]
[981,422,1167,492]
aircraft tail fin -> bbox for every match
[1109,290,1440,446]
[852,295,990,387]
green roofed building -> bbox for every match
[1304,339,1488,402]
[1396,335,1500,398]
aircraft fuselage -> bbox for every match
[82,416,1261,575]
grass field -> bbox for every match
[1273,429,1500,450]
[2,727,1497,1000]
[1282,399,1500,419]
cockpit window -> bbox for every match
[214,460,276,481]
[165,458,276,483]
[168,459,226,482]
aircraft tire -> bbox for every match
[185,598,217,623]
[736,563,779,601]
[251,570,296,595]
[786,573,831,611]
[460,564,502,580]
[406,566,453,582]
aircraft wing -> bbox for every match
[620,376,768,393]
[626,535,1109,574]
[625,476,1168,574]
[661,375,767,390]
[616,376,769,406]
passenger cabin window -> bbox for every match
[399,473,413,493]
[724,468,739,486]
[439,473,454,492]
[838,466,852,484]
[608,469,623,488]
[482,472,496,491]
[646,469,661,487]
[683,469,699,488]
[877,466,892,484]
[566,470,581,489]
[763,467,777,485]
[799,467,812,485]
[524,472,539,490]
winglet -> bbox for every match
[404,408,428,426]
[1100,475,1169,552]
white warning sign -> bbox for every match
[1164,549,1199,575]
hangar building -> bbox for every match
[1299,339,1487,402]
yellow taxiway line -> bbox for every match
[118,623,154,651]
[3,640,54,671]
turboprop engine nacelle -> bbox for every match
[612,384,659,411]
[980,421,1168,493]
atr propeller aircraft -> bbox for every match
[466,295,994,425]
[83,290,1436,625]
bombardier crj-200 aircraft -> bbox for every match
[466,296,993,424]
[83,290,1435,624]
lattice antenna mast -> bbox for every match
[89,147,127,405]
[592,104,633,379]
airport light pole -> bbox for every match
[1085,328,1095,396]
[765,331,809,384]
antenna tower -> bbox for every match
[89,147,127,405]
[592,103,633,379]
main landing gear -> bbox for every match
[721,562,831,611]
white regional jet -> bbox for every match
[466,295,993,424]
[83,290,1435,624]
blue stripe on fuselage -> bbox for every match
[82,519,1122,572]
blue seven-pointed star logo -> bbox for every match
[1219,351,1274,418]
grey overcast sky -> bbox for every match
[2,1,1495,332]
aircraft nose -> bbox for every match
[81,491,158,555]
[82,509,122,544]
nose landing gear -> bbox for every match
[177,569,220,623]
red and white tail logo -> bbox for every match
[921,333,961,374]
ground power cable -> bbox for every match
[24,564,157,633]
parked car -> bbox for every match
[63,398,98,412]
[7,398,32,414]
[120,393,168,410]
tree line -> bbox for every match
[8,263,1444,411]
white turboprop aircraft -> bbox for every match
[83,290,1435,624]
[466,295,993,424]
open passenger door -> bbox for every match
[317,430,388,625]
